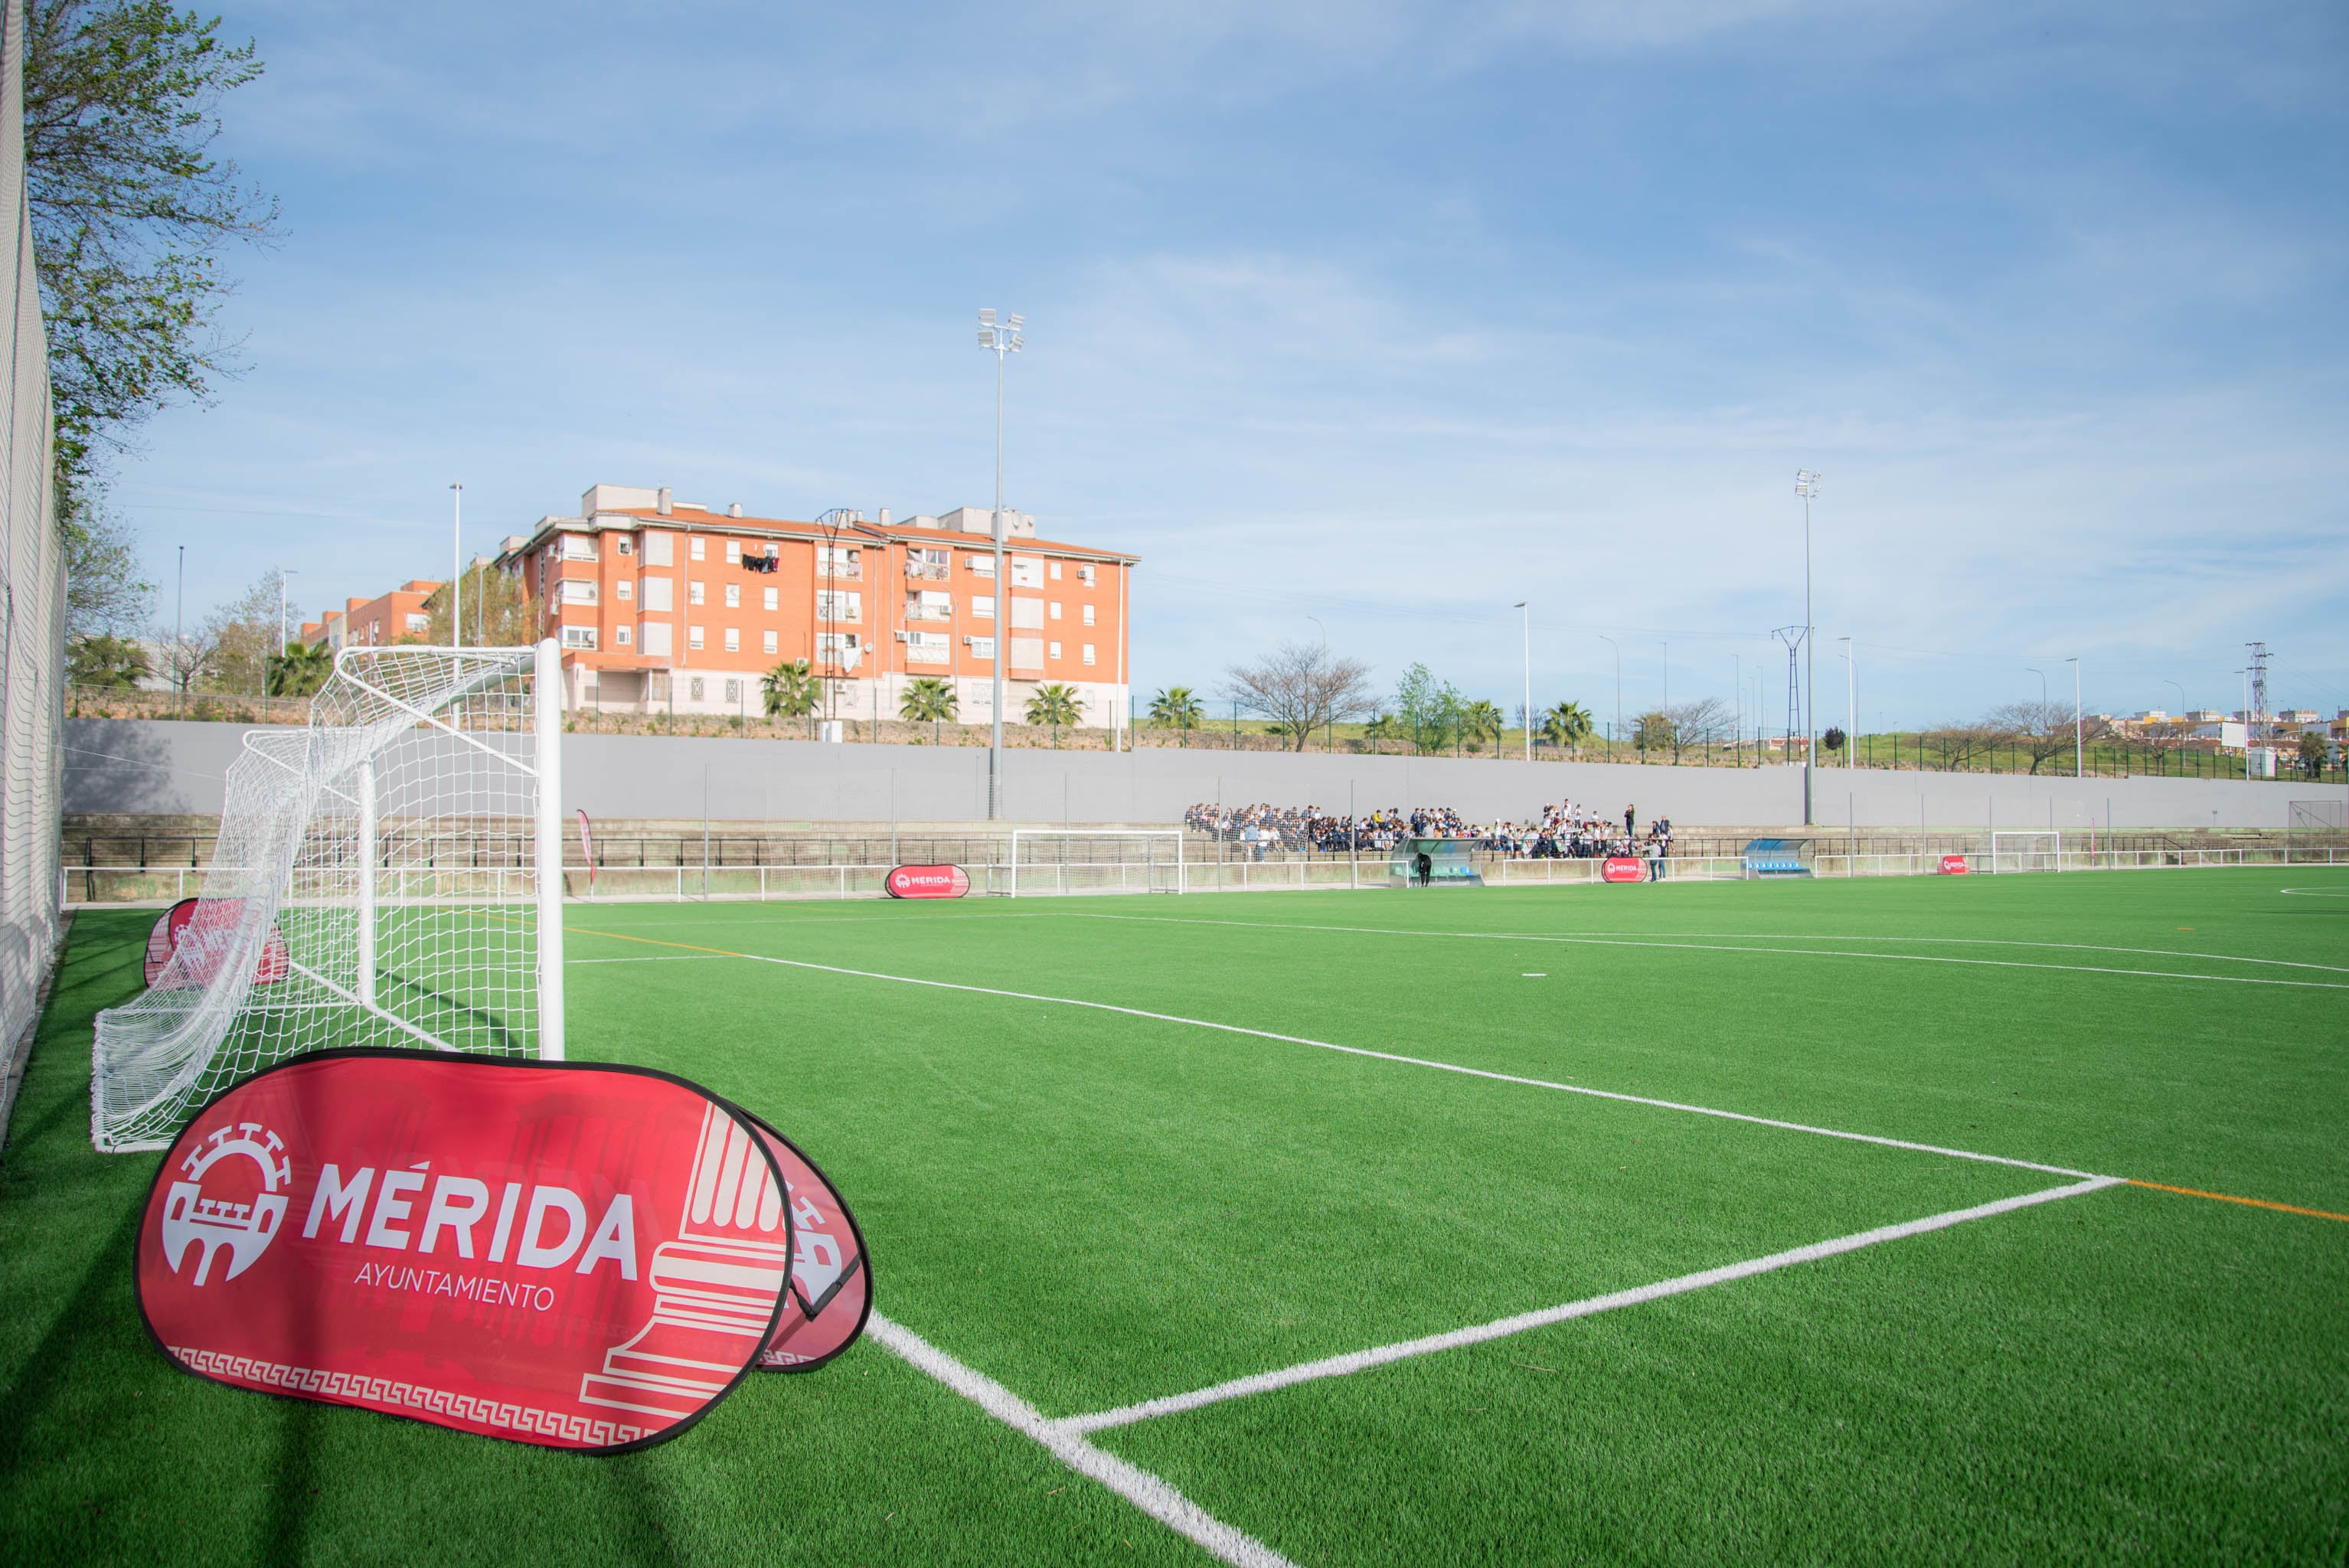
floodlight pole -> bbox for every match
[278,568,297,656]
[1308,615,1328,752]
[1839,636,1854,769]
[1598,634,1619,763]
[1514,603,1531,763]
[1795,469,1821,825]
[2066,656,2082,777]
[978,308,1024,819]
[450,482,463,649]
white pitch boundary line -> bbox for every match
[614,942,2096,1178]
[1061,912,2349,978]
[566,954,731,965]
[1061,1174,2124,1436]
[867,1311,1299,1568]
[1052,913,2349,990]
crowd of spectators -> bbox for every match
[1184,799,1677,861]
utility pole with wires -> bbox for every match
[1772,625,1805,773]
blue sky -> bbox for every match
[110,0,2347,730]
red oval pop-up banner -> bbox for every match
[1939,855,1971,875]
[885,864,969,899]
[1601,856,1647,884]
[745,1114,871,1373]
[143,897,291,988]
[136,1051,792,1453]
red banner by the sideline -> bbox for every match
[1601,856,1647,884]
[1939,855,1971,874]
[886,864,969,899]
[745,1114,871,1372]
[144,897,290,988]
[137,1052,792,1452]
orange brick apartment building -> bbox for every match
[300,580,443,650]
[495,484,1138,730]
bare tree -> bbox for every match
[1224,641,1374,753]
[1983,700,2109,775]
[1662,697,1732,763]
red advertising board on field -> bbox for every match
[1939,855,1971,875]
[144,897,290,988]
[886,864,970,899]
[746,1115,871,1372]
[1601,856,1647,884]
[136,1052,791,1452]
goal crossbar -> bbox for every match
[1005,830,1186,899]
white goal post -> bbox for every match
[91,642,566,1152]
[1005,830,1185,897]
[1988,831,2063,874]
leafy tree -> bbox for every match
[1821,725,1847,757]
[26,0,280,573]
[899,675,957,742]
[1540,701,1593,754]
[420,566,538,646]
[266,639,332,697]
[2296,728,2328,779]
[63,505,152,637]
[761,658,818,720]
[1632,709,1674,757]
[1148,685,1203,746]
[67,629,148,687]
[199,570,289,694]
[1391,664,1465,756]
[1461,698,1506,758]
[1222,641,1373,753]
[1025,681,1082,747]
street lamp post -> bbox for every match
[1514,602,1530,763]
[450,483,463,648]
[1795,469,1821,825]
[1307,615,1328,753]
[1838,636,1854,769]
[278,569,298,657]
[978,308,1024,818]
[2065,656,2082,777]
[1598,634,1620,763]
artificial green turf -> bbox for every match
[5,867,2347,1564]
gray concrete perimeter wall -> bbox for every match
[64,719,2340,830]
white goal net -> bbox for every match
[1988,831,2062,874]
[92,642,566,1152]
[1004,831,1184,897]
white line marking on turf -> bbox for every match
[2279,887,2349,897]
[868,1311,1298,1568]
[668,945,2099,1178]
[565,954,732,965]
[1056,913,2349,987]
[1060,1175,2123,1435]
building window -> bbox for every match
[1049,560,1063,580]
[642,622,671,656]
[642,577,672,612]
[724,678,741,702]
[1077,564,1095,586]
[560,579,598,604]
[907,631,949,664]
[724,540,741,564]
[816,589,861,622]
[616,626,633,646]
[965,635,995,659]
[907,547,949,581]
[561,535,597,561]
[691,677,705,700]
[644,532,674,566]
[1009,598,1044,630]
[906,590,951,622]
[1010,555,1042,588]
[617,579,633,601]
[724,583,740,607]
[688,581,705,606]
[763,629,778,655]
[404,612,430,633]
[689,626,704,651]
[690,537,707,561]
[1011,636,1044,669]
[965,554,994,576]
[1048,640,1062,660]
[763,586,779,611]
[1082,643,1096,666]
[561,626,598,649]
[818,546,861,579]
[724,627,740,652]
[616,537,633,557]
[1082,603,1096,626]
[971,594,995,620]
[1048,601,1062,621]
[817,632,861,670]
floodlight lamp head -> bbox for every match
[1008,312,1024,330]
[1006,330,1024,351]
[979,328,995,348]
[979,308,996,327]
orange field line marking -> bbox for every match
[2127,1179,2349,1223]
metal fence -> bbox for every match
[0,0,66,1089]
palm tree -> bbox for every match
[1462,699,1507,759]
[761,659,820,726]
[899,676,958,743]
[1148,685,1204,747]
[1026,682,1083,747]
[1540,701,1593,756]
[266,641,335,697]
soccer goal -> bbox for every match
[91,642,567,1152]
[1988,831,2063,874]
[1003,830,1184,897]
